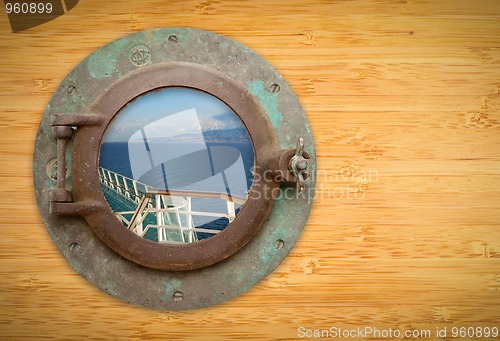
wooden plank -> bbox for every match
[1,0,500,339]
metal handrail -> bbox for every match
[147,188,246,205]
[99,167,246,204]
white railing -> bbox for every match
[98,167,245,243]
[98,166,147,204]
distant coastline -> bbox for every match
[108,128,251,144]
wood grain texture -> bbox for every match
[1,0,499,340]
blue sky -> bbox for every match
[102,87,245,142]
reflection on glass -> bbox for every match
[99,88,254,243]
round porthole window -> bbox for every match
[34,28,315,310]
[99,87,255,245]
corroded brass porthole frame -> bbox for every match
[34,28,316,310]
[57,63,281,271]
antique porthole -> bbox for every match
[34,28,315,310]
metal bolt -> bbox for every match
[296,159,308,171]
[173,291,184,302]
[274,239,284,250]
[168,35,178,43]
[69,242,80,252]
[270,83,280,94]
[67,86,77,95]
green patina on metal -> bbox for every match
[86,33,142,80]
[87,46,118,80]
[162,279,182,301]
[247,80,284,130]
[33,27,315,311]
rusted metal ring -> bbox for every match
[33,28,316,310]
[73,62,280,271]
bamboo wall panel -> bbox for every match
[0,0,499,340]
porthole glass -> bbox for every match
[99,87,254,243]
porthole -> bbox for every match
[34,28,315,310]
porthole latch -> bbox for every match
[49,113,105,215]
[271,137,311,191]
[289,138,311,192]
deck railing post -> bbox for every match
[107,170,114,189]
[114,173,122,194]
[156,194,164,242]
[227,200,236,223]
[122,177,130,199]
[104,169,110,187]
[187,196,194,243]
[132,180,139,203]
[101,168,107,186]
